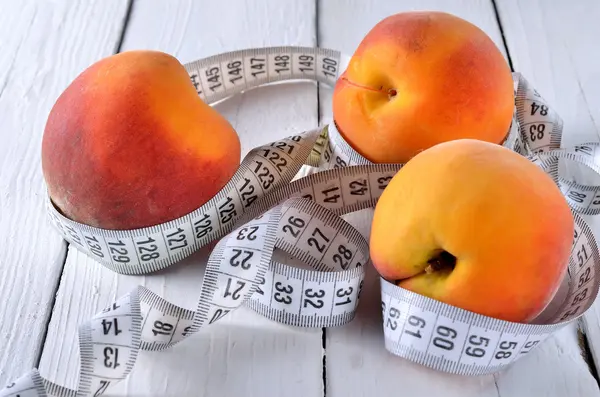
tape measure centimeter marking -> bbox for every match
[4,46,600,397]
[184,46,344,104]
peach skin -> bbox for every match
[370,139,574,323]
[42,50,241,230]
[333,11,515,163]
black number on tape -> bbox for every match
[254,161,275,189]
[218,197,237,225]
[224,278,246,301]
[530,102,548,116]
[560,306,581,321]
[495,340,517,359]
[404,315,426,338]
[322,186,341,203]
[357,280,364,300]
[230,248,253,270]
[308,227,331,253]
[274,282,293,304]
[282,216,306,237]
[298,54,314,72]
[102,302,120,313]
[194,213,213,239]
[576,245,589,267]
[333,244,353,269]
[137,237,159,261]
[65,224,83,246]
[152,320,174,336]
[433,326,457,351]
[529,123,545,142]
[182,326,193,337]
[205,66,221,92]
[270,141,295,155]
[323,142,332,163]
[568,191,587,204]
[102,318,122,336]
[85,234,104,258]
[579,267,592,288]
[262,149,288,172]
[108,240,130,263]
[94,381,110,397]
[303,288,325,309]
[334,156,347,169]
[250,57,266,78]
[322,57,337,78]
[210,309,230,324]
[575,145,593,156]
[166,227,188,250]
[335,286,353,306]
[520,340,540,354]
[255,275,266,295]
[190,74,202,96]
[274,55,290,73]
[573,288,589,304]
[103,347,120,369]
[227,60,243,84]
[465,335,490,358]
[240,178,258,207]
[378,176,392,190]
[237,225,259,241]
[386,307,401,330]
[350,179,368,196]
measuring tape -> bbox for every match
[2,46,600,396]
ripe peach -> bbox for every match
[333,11,514,163]
[370,139,574,323]
[41,50,241,230]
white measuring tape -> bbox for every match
[2,46,600,396]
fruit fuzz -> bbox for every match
[41,50,241,230]
[370,139,574,323]
[333,11,514,164]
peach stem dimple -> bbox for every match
[342,76,397,99]
[425,251,456,274]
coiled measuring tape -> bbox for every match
[2,46,600,396]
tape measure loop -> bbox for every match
[7,46,600,396]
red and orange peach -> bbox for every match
[333,11,515,163]
[42,50,241,230]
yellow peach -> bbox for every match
[370,139,574,323]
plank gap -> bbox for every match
[321,327,327,397]
[579,325,600,387]
[33,241,68,368]
[316,0,322,126]
[490,0,515,71]
[114,0,135,54]
[316,3,327,395]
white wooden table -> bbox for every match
[2,0,600,396]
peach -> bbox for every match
[41,50,241,230]
[333,11,514,163]
[370,139,574,323]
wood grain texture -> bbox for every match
[38,1,324,396]
[496,0,600,389]
[319,0,600,396]
[0,0,128,386]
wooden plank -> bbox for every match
[319,0,600,395]
[0,0,128,386]
[496,0,600,389]
[38,1,324,395]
